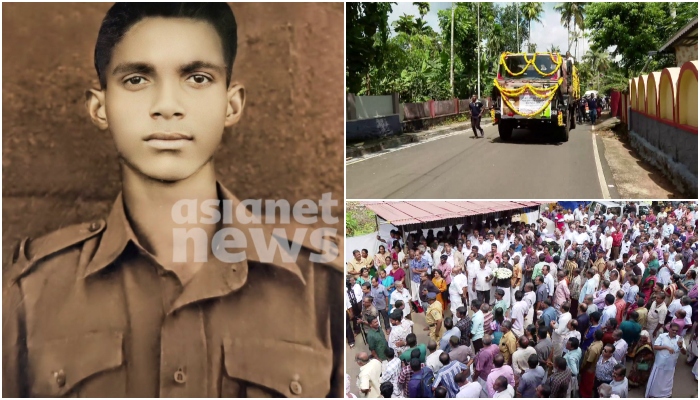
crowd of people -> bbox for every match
[346,202,698,398]
[576,94,610,126]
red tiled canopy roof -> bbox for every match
[361,201,546,227]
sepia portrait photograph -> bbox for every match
[2,2,344,397]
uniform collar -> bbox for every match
[83,182,306,290]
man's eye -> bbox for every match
[125,76,147,86]
[187,75,212,84]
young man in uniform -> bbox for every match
[3,3,343,397]
[469,94,485,138]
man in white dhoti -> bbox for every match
[449,266,469,321]
[466,252,480,304]
[550,302,572,357]
[645,322,687,398]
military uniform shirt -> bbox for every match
[3,183,343,398]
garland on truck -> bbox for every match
[493,77,563,118]
[499,52,562,77]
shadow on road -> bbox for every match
[489,128,567,146]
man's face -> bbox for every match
[354,252,361,261]
[363,298,371,308]
[471,95,477,102]
[96,18,242,182]
[362,286,370,294]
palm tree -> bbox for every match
[584,48,611,91]
[413,2,430,19]
[548,44,561,54]
[554,2,586,53]
[521,2,544,49]
[413,18,432,35]
[392,14,416,35]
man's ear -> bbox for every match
[224,82,246,128]
[85,88,109,130]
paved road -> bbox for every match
[347,122,607,199]
[346,308,698,398]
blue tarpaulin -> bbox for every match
[557,201,588,211]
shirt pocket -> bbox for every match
[221,337,332,398]
[27,331,125,397]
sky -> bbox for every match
[387,2,593,59]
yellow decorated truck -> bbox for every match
[490,52,580,142]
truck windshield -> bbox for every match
[500,54,559,79]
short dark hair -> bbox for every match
[527,353,539,369]
[94,3,238,89]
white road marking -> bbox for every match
[346,129,474,165]
[591,132,611,199]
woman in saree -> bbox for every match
[628,330,655,388]
[641,268,658,304]
[432,269,448,310]
[374,245,389,271]
[379,268,395,297]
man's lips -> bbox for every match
[144,132,193,141]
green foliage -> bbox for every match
[346,204,377,237]
[346,2,395,94]
[584,2,698,74]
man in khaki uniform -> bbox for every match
[425,292,444,343]
[593,249,607,277]
[3,3,343,397]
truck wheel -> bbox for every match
[558,113,570,142]
[498,121,514,141]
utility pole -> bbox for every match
[451,2,455,98]
[477,2,480,99]
[515,2,519,52]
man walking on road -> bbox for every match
[587,94,598,125]
[470,94,485,138]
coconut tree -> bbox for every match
[583,48,611,91]
[413,2,430,19]
[521,2,544,49]
[554,2,586,53]
[392,14,416,35]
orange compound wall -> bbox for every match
[646,72,661,117]
[630,77,639,111]
[659,68,680,122]
[677,61,698,129]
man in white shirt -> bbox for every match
[543,265,555,298]
[612,330,628,363]
[573,204,584,222]
[466,252,480,302]
[387,311,412,356]
[467,229,480,247]
[618,236,632,262]
[564,223,576,243]
[667,290,684,320]
[443,244,456,269]
[511,290,529,338]
[455,370,482,398]
[449,266,469,320]
[661,219,675,239]
[475,236,489,256]
[497,233,511,254]
[356,352,382,398]
[389,280,412,317]
[603,231,614,259]
[425,340,444,373]
[474,259,493,304]
[575,226,591,247]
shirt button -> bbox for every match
[290,375,302,395]
[88,221,101,232]
[174,368,187,384]
[54,369,66,388]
